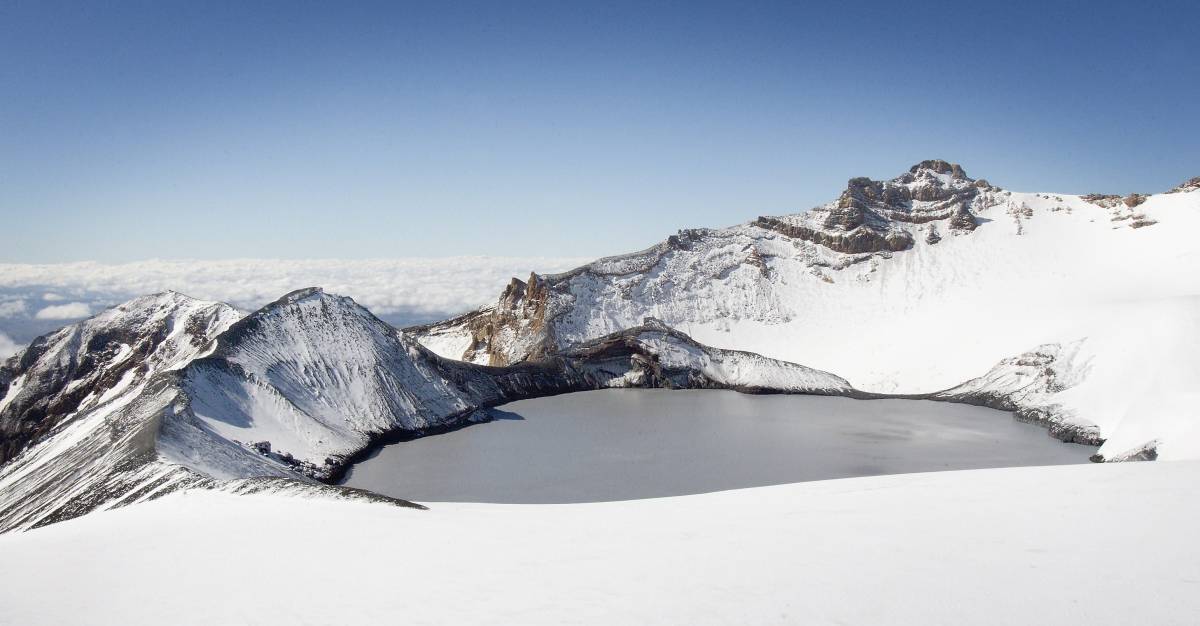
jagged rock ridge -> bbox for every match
[0,292,239,465]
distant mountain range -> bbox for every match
[2,160,1197,531]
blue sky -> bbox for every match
[1,0,1197,262]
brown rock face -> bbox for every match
[909,159,968,180]
[461,272,556,366]
[1082,193,1122,208]
[823,203,869,230]
[755,216,914,254]
[949,206,979,231]
[744,246,769,276]
[754,159,985,254]
[1122,194,1147,208]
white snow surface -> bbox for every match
[1,461,1196,626]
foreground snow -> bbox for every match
[1,462,1196,626]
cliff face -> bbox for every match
[753,160,986,254]
[462,273,556,365]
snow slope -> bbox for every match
[1,461,1196,626]
[411,161,1200,460]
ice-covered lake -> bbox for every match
[341,389,1096,503]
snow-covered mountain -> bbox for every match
[1,158,1197,532]
[0,288,848,530]
[410,160,1200,460]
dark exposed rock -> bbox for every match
[909,159,969,180]
[1081,193,1122,208]
[824,202,870,230]
[744,246,769,276]
[1167,176,1200,193]
[1013,406,1104,446]
[925,225,942,245]
[1123,194,1147,208]
[948,206,979,232]
[755,216,914,254]
[1096,440,1159,462]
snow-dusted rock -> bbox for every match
[0,292,239,465]
[563,318,850,394]
[933,340,1102,445]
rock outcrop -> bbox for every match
[932,341,1103,446]
[753,160,987,253]
[1167,177,1200,194]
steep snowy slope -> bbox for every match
[410,161,1200,459]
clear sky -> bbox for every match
[2,0,1197,262]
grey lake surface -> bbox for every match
[342,389,1096,503]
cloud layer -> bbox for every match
[0,333,20,359]
[34,302,92,320]
[0,257,590,343]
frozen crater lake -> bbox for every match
[342,389,1096,503]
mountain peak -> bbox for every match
[277,286,325,302]
[907,159,969,181]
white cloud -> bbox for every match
[0,332,21,359]
[34,302,92,320]
[42,293,64,301]
[0,257,591,327]
[0,300,27,318]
